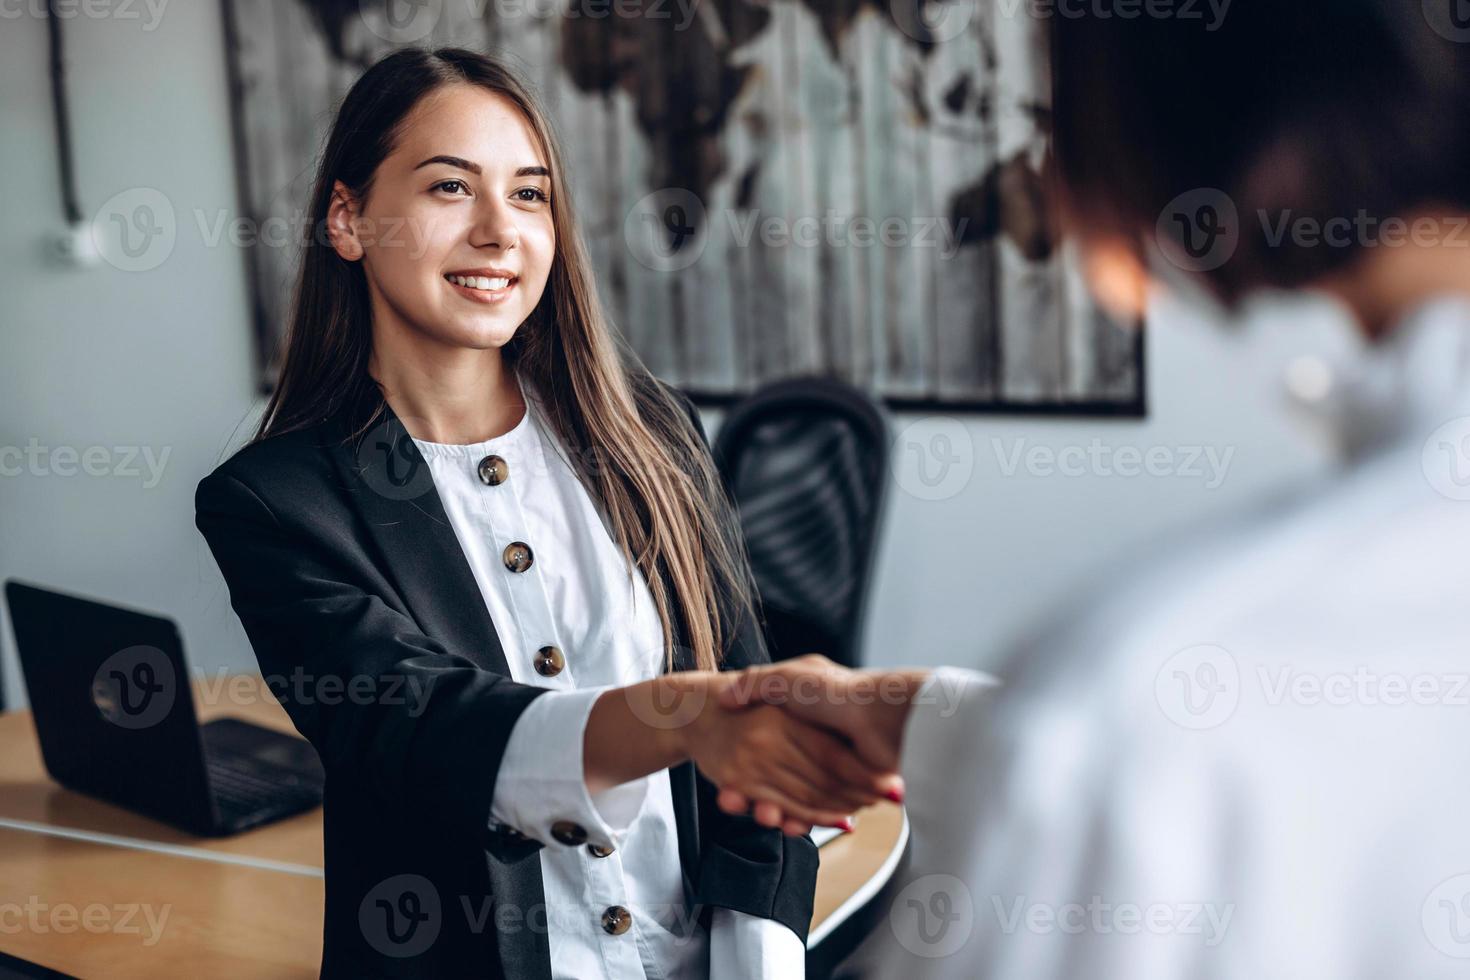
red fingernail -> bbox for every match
[836,817,855,832]
[884,786,905,804]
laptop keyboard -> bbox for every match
[206,757,322,822]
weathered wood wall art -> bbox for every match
[222,0,1142,412]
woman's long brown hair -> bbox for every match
[251,47,751,673]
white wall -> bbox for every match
[0,1,262,706]
[856,292,1347,672]
[0,2,1346,707]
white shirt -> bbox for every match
[411,378,805,980]
[841,295,1470,979]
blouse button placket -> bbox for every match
[474,424,641,971]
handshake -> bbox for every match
[681,654,932,838]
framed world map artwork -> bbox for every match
[220,0,1143,413]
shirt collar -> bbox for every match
[1287,294,1470,462]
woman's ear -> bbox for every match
[326,180,365,262]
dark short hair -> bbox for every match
[1050,1,1470,303]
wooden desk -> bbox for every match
[0,677,906,977]
[0,827,323,978]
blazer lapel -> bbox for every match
[326,395,511,677]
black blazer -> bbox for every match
[194,380,818,978]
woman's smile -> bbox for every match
[443,270,519,304]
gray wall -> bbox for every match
[0,2,1339,708]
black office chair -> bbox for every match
[712,377,890,669]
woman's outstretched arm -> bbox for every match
[197,467,892,844]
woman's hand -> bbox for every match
[709,655,931,832]
[678,673,905,832]
[583,670,900,835]
[718,655,930,770]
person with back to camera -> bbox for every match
[718,3,1470,977]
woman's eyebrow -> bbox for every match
[412,155,550,179]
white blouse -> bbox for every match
[410,378,805,980]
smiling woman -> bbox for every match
[259,54,721,676]
[332,92,557,362]
[194,46,898,980]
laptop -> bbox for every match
[4,580,324,837]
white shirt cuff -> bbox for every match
[489,685,651,851]
[709,907,806,978]
[899,666,999,799]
